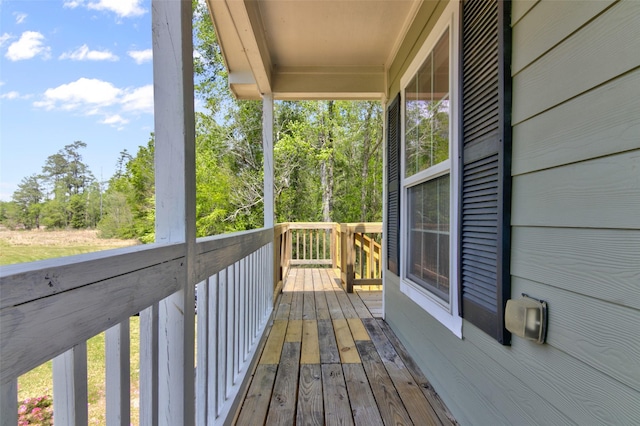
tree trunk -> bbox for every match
[320,101,335,222]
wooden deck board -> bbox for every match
[234,268,454,426]
[236,364,277,425]
[301,320,320,364]
[265,342,301,425]
[297,364,324,425]
[318,319,341,364]
[322,364,354,426]
[343,363,384,426]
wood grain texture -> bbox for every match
[513,70,640,175]
[275,291,292,320]
[512,227,640,309]
[301,320,320,365]
[0,379,17,426]
[106,321,130,426]
[260,320,287,365]
[317,319,341,364]
[355,340,413,426]
[266,342,301,426]
[512,0,615,74]
[303,291,317,320]
[513,277,640,390]
[325,289,345,320]
[286,319,303,343]
[296,364,324,426]
[236,364,277,426]
[321,364,354,426]
[1,258,183,382]
[512,1,640,124]
[336,291,359,319]
[314,288,331,320]
[346,318,370,341]
[290,291,304,320]
[52,343,89,426]
[362,319,439,426]
[342,364,384,426]
[0,242,184,309]
[512,150,640,229]
[333,319,361,364]
[346,293,373,319]
[377,320,456,426]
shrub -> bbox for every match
[18,395,53,425]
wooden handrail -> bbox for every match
[274,222,382,293]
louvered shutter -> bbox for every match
[459,0,512,344]
[386,94,401,275]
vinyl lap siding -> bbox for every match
[384,0,640,424]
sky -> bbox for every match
[0,0,155,200]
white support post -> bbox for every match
[0,379,17,426]
[263,94,274,228]
[52,343,88,425]
[106,321,131,426]
[151,0,196,425]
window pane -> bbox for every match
[404,29,449,177]
[407,174,450,302]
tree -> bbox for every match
[12,175,44,229]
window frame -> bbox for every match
[399,1,462,338]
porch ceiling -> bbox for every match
[206,0,426,100]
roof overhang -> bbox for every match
[206,0,425,100]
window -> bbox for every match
[399,1,462,337]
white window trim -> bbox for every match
[399,0,462,338]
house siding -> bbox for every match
[384,1,640,424]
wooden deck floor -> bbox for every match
[234,268,456,425]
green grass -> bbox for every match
[0,243,113,265]
[18,318,141,425]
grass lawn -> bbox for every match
[0,229,138,266]
[3,229,141,424]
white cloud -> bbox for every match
[59,44,119,61]
[63,0,83,9]
[34,78,122,111]
[33,78,153,128]
[0,91,32,100]
[128,48,152,64]
[63,0,146,18]
[121,85,153,114]
[5,31,51,61]
[0,33,10,47]
[101,114,129,127]
[14,12,27,24]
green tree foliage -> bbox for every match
[12,175,44,229]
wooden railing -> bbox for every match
[0,228,274,425]
[274,222,382,293]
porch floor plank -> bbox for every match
[234,268,456,426]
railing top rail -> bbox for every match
[283,222,338,230]
[342,222,383,233]
[1,242,185,309]
[196,227,272,255]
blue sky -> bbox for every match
[0,0,155,200]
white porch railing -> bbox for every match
[0,227,274,425]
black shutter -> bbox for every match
[459,0,512,344]
[386,94,401,275]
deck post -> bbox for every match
[151,0,196,424]
[263,93,274,229]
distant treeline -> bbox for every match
[0,3,383,240]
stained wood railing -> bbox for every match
[274,222,382,293]
[0,228,274,425]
